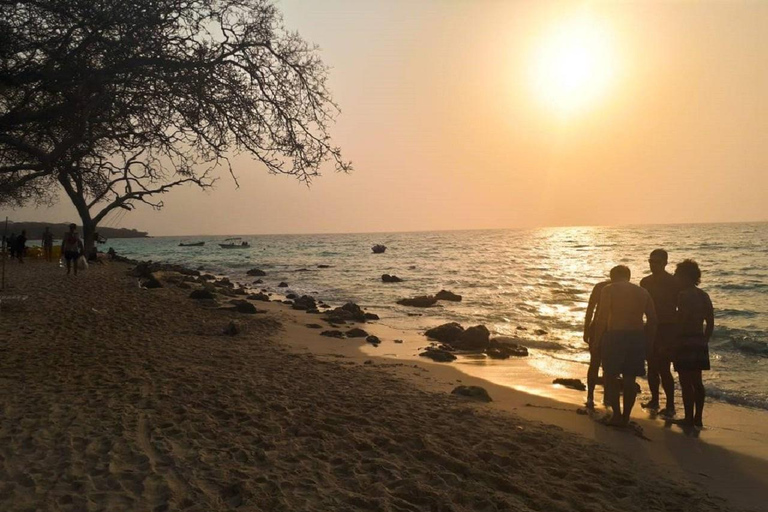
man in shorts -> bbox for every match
[583,277,611,408]
[61,224,84,275]
[595,265,658,426]
[640,249,681,415]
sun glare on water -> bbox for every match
[530,15,618,117]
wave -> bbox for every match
[716,308,758,318]
[714,283,768,291]
[711,327,768,357]
[704,384,768,411]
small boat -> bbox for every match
[219,237,250,249]
[179,241,205,247]
[372,244,386,254]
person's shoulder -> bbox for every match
[639,274,652,286]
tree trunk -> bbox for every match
[81,218,96,257]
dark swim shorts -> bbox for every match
[601,330,646,377]
[64,250,79,262]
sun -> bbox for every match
[530,15,618,116]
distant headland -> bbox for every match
[2,221,149,239]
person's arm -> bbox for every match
[583,285,599,342]
[594,286,611,343]
[644,290,658,351]
[703,292,714,341]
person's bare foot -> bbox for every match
[641,400,660,410]
[673,418,694,427]
[659,406,676,418]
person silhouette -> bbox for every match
[640,249,681,415]
[673,259,714,428]
[595,265,658,426]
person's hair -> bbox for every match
[610,265,631,281]
[675,259,701,285]
[649,248,668,264]
[69,223,76,230]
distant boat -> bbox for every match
[219,237,250,249]
[179,241,205,247]
[372,244,386,254]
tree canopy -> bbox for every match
[0,0,349,246]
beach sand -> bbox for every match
[0,260,763,511]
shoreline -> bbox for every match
[2,259,766,511]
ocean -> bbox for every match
[104,223,768,411]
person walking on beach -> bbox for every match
[61,224,84,276]
[673,260,713,428]
[15,230,27,263]
[640,249,681,415]
[584,276,611,409]
[42,227,54,262]
[595,265,658,426]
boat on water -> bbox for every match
[179,241,205,247]
[372,244,386,254]
[219,237,251,249]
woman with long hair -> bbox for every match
[673,259,714,428]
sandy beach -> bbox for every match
[1,259,765,512]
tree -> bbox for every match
[0,0,350,250]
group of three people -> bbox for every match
[584,249,714,428]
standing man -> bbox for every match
[42,227,54,262]
[640,249,681,415]
[61,224,84,275]
[595,265,658,427]
[15,230,27,263]
[583,275,612,409]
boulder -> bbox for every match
[306,323,323,329]
[252,279,263,284]
[278,282,289,288]
[553,378,586,391]
[424,322,465,343]
[292,295,317,311]
[451,386,492,402]
[435,290,462,302]
[325,302,368,323]
[488,338,529,357]
[366,335,381,345]
[419,347,457,363]
[286,293,298,299]
[364,312,380,321]
[397,295,437,308]
[321,330,345,339]
[453,325,491,351]
[231,300,258,314]
[246,268,267,276]
[223,321,240,336]
[317,264,332,268]
[346,328,369,338]
[189,289,215,300]
[534,329,548,336]
[142,274,163,289]
[486,345,528,359]
[381,274,403,283]
[247,293,271,302]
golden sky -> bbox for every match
[10,0,768,235]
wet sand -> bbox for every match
[0,259,763,511]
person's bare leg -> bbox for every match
[622,376,638,425]
[606,375,623,425]
[586,355,600,408]
[66,258,71,275]
[677,372,694,426]
[643,352,660,409]
[659,357,676,415]
[692,371,705,427]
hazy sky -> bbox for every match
[6,0,768,235]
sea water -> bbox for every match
[105,223,768,411]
